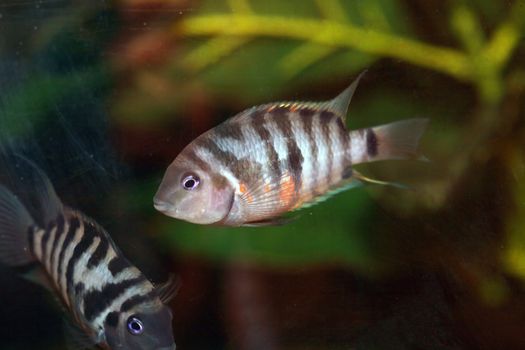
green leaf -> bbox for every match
[173,0,415,101]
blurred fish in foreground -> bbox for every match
[0,155,177,350]
[154,72,428,226]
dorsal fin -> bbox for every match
[155,274,182,303]
[11,154,63,225]
[322,70,367,119]
[230,70,367,123]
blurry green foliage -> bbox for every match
[172,0,416,101]
[0,67,107,138]
[114,0,524,129]
[178,0,411,96]
[503,151,525,279]
[173,0,523,103]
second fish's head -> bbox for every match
[154,149,234,225]
[104,303,175,350]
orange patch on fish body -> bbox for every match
[279,174,296,207]
[239,183,254,203]
[239,183,247,194]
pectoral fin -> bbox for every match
[155,274,182,303]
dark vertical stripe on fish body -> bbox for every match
[299,109,318,196]
[184,146,228,188]
[183,149,212,173]
[57,217,80,282]
[272,108,304,193]
[83,276,147,322]
[319,111,335,188]
[250,110,280,182]
[48,215,65,276]
[75,282,85,295]
[197,138,233,163]
[65,222,97,298]
[213,121,244,141]
[120,291,154,312]
[287,138,304,187]
[197,137,243,180]
[87,225,108,269]
[108,256,130,277]
[335,118,350,159]
[335,117,351,178]
[366,128,378,157]
[105,311,120,328]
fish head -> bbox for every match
[104,304,176,350]
[154,154,234,224]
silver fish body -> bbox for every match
[154,72,427,226]
[0,157,176,350]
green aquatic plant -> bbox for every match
[174,0,524,104]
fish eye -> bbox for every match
[181,173,200,191]
[127,316,144,335]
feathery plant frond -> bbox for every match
[174,0,524,104]
[181,0,253,72]
[279,0,348,78]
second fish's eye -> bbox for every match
[127,316,144,335]
[182,174,200,191]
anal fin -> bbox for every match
[353,170,410,190]
[292,167,409,213]
[292,177,362,212]
[242,216,298,227]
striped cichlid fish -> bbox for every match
[154,72,428,226]
[0,156,177,350]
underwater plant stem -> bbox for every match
[475,0,524,104]
[174,14,473,81]
[483,0,524,72]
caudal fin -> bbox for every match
[0,185,36,266]
[350,118,428,164]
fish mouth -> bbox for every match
[153,198,175,213]
[153,191,234,224]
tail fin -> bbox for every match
[0,185,36,266]
[350,118,428,164]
